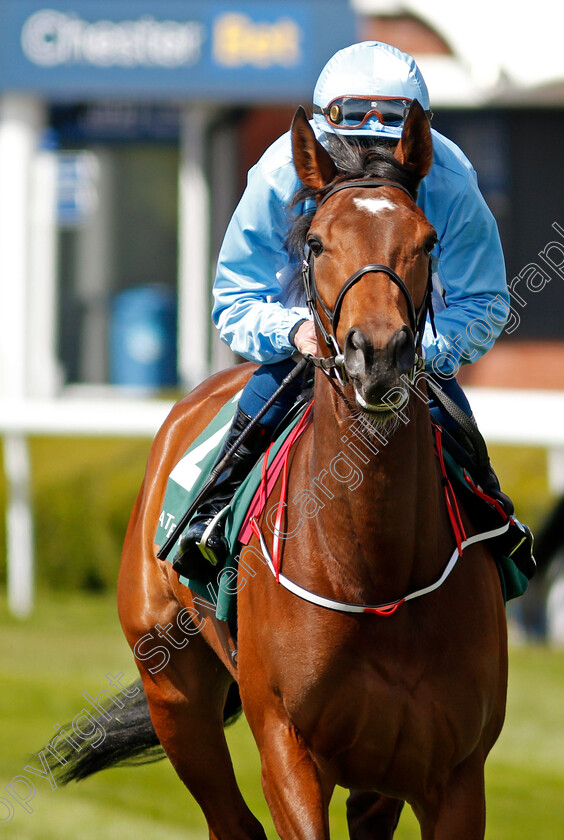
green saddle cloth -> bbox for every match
[154,394,308,622]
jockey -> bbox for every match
[173,40,533,580]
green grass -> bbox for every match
[0,592,563,839]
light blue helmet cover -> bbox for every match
[313,41,430,140]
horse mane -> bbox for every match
[286,135,422,301]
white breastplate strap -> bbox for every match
[249,518,511,617]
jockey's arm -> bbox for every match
[212,138,311,364]
[419,161,510,379]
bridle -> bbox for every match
[302,178,435,385]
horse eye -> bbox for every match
[424,235,437,256]
[307,237,324,257]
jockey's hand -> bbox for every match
[293,320,318,356]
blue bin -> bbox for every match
[109,285,177,387]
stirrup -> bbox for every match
[196,506,230,566]
[506,518,536,580]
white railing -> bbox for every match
[2,387,563,441]
[0,395,174,437]
[2,388,564,617]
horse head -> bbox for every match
[292,102,436,418]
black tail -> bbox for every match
[33,678,242,785]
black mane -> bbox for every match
[286,135,421,300]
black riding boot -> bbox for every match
[479,462,535,578]
[443,422,513,515]
[476,460,515,516]
[447,425,535,580]
[172,408,269,581]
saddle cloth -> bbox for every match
[155,394,311,621]
[155,396,528,622]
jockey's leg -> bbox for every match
[428,372,535,579]
[428,374,514,511]
[172,359,304,579]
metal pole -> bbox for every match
[178,104,215,390]
[0,93,45,617]
[3,436,34,618]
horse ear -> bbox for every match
[394,100,433,179]
[291,106,337,191]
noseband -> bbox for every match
[302,179,435,383]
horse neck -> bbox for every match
[308,374,445,596]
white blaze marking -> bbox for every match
[353,196,396,214]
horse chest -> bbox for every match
[290,669,473,795]
[267,620,487,783]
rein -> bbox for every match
[302,178,435,385]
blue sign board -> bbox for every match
[0,1,357,101]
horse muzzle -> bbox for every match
[343,325,416,414]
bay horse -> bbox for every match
[54,104,509,839]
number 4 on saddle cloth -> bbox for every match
[154,394,535,625]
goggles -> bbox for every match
[313,96,433,129]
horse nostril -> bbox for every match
[344,329,373,378]
[390,326,415,375]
